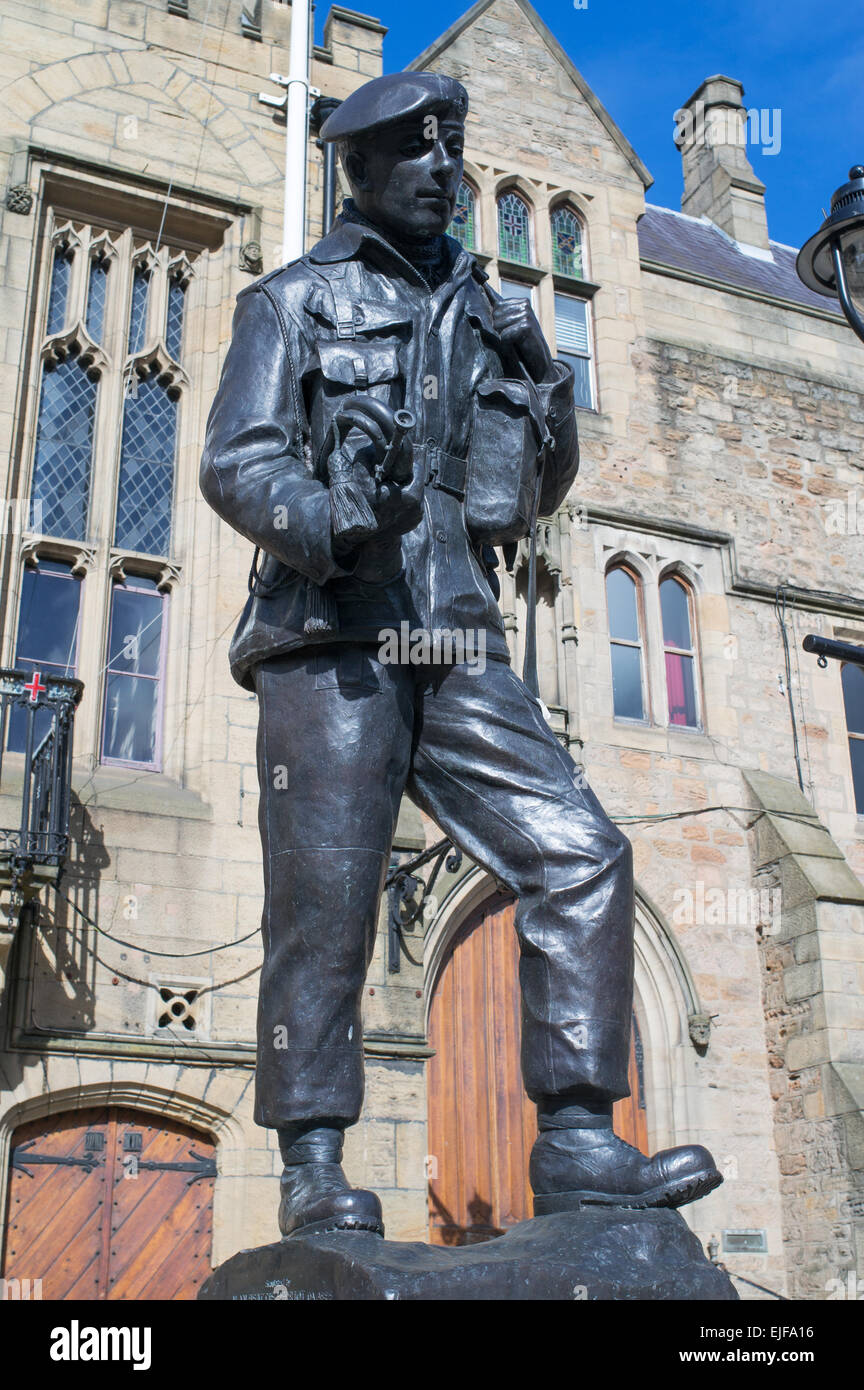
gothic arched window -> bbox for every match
[449,180,477,251]
[13,206,194,778]
[606,566,647,721]
[660,575,700,728]
[551,205,584,279]
[497,190,532,265]
[29,238,98,541]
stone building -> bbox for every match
[0,0,862,1301]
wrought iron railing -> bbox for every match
[0,667,83,907]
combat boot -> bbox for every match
[530,1102,722,1214]
[277,1125,384,1238]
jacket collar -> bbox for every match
[307,214,485,292]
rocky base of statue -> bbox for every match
[198,1207,738,1301]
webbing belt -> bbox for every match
[424,445,468,499]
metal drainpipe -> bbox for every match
[310,96,342,235]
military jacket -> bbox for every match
[200,216,579,689]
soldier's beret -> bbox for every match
[319,72,468,144]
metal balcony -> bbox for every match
[0,668,83,909]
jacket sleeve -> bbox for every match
[535,359,579,518]
[200,285,354,586]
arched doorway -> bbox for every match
[2,1106,215,1299]
[427,894,648,1245]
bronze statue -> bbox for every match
[200,71,722,1238]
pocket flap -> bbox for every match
[317,341,400,387]
[475,377,545,440]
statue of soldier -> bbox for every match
[201,72,722,1239]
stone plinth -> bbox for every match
[199,1209,738,1301]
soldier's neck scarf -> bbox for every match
[340,199,448,290]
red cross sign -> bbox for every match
[23,670,46,704]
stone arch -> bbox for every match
[0,56,281,191]
[0,1066,250,1264]
[603,547,653,587]
[423,861,705,1153]
[657,558,705,599]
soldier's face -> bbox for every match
[346,115,464,239]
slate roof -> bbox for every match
[637,204,842,317]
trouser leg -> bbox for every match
[409,658,634,1102]
[252,645,414,1129]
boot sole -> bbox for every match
[533,1166,723,1216]
[282,1216,385,1240]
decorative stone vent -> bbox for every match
[156,984,199,1032]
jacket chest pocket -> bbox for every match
[317,341,401,396]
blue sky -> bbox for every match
[316,0,863,249]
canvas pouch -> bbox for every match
[464,375,548,544]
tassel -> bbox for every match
[327,451,377,546]
[304,581,339,637]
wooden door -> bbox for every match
[427,895,648,1245]
[2,1107,215,1300]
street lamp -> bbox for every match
[797,165,864,343]
[798,169,864,676]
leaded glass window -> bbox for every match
[166,276,186,360]
[30,360,97,540]
[449,181,477,251]
[551,205,584,278]
[497,191,532,265]
[46,244,73,335]
[115,371,177,555]
[13,201,196,779]
[86,254,109,344]
[128,265,150,354]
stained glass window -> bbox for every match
[497,191,531,265]
[449,181,476,251]
[101,576,165,767]
[115,370,177,555]
[551,206,584,278]
[8,560,81,752]
[660,576,699,728]
[842,663,864,813]
[606,567,646,721]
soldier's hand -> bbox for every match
[331,396,421,538]
[332,396,414,487]
[492,298,554,384]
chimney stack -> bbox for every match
[675,75,770,251]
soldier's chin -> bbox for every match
[400,200,452,237]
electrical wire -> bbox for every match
[775,585,805,792]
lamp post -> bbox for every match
[797,170,864,674]
[797,165,864,344]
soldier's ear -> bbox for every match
[344,148,370,192]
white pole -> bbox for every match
[282,0,311,263]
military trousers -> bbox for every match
[251,644,635,1130]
